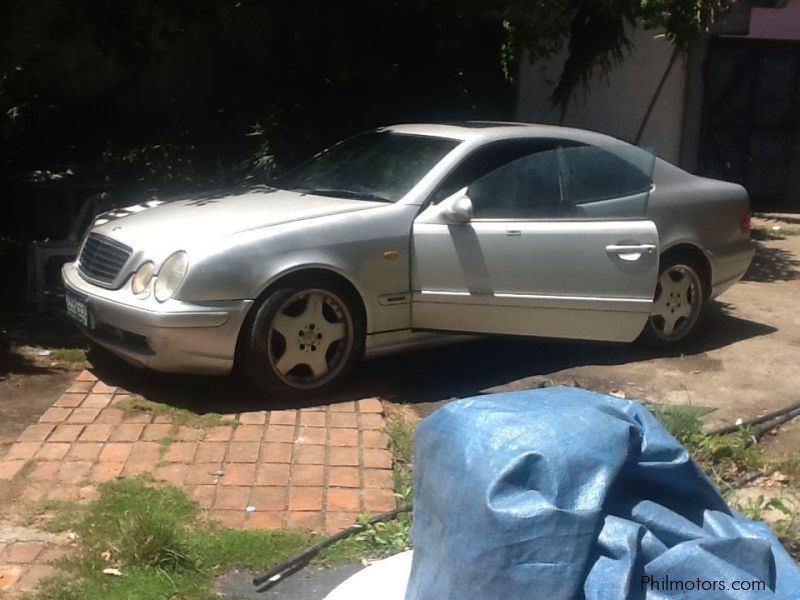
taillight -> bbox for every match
[739,211,751,233]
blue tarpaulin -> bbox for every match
[405,388,800,599]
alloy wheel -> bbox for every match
[648,264,702,341]
[266,288,354,389]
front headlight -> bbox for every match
[154,252,189,303]
[131,262,155,295]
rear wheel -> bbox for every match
[242,281,365,397]
[641,257,705,344]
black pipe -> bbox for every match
[252,505,412,592]
[728,471,764,490]
[707,401,800,437]
[751,406,800,439]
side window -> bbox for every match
[430,139,553,204]
[468,149,565,218]
[431,139,654,220]
[558,146,654,217]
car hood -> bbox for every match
[90,187,384,250]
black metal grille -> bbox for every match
[78,233,132,285]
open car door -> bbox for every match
[410,142,660,342]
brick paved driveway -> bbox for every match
[0,370,396,534]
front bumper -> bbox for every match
[62,262,253,375]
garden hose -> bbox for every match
[252,505,412,593]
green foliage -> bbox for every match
[115,395,235,430]
[77,478,199,571]
[189,528,315,572]
[245,122,278,177]
[500,19,518,82]
[386,414,415,505]
[650,404,763,484]
[24,498,84,533]
[115,395,236,457]
[2,0,738,184]
[731,492,800,561]
[24,477,314,600]
[25,568,210,600]
[353,511,413,555]
[734,494,791,521]
[101,143,202,187]
[649,403,707,444]
[0,0,515,183]
[504,0,738,106]
[777,456,800,488]
[385,418,415,466]
[774,511,800,560]
[638,0,738,46]
[50,348,88,363]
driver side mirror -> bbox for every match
[442,188,474,224]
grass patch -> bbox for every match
[23,498,84,533]
[78,477,198,570]
[157,431,179,458]
[385,418,414,465]
[774,507,800,560]
[50,348,88,363]
[18,477,394,598]
[315,510,413,567]
[730,492,800,561]
[776,456,800,488]
[115,395,236,456]
[115,395,235,430]
[649,404,762,485]
[385,416,415,496]
[23,477,314,600]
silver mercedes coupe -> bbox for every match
[62,122,755,396]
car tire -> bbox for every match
[241,279,365,398]
[639,255,706,345]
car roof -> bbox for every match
[381,122,625,147]
[380,122,692,182]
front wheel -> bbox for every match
[640,257,705,344]
[241,282,365,397]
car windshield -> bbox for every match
[272,131,460,202]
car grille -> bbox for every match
[78,233,132,286]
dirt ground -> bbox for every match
[1,216,799,459]
[0,314,87,456]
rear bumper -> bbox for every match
[62,262,252,375]
[708,239,756,298]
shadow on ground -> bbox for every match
[0,306,87,379]
[0,345,47,379]
[744,242,800,283]
[0,308,84,453]
[89,301,777,415]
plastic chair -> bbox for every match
[26,192,112,311]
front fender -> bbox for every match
[177,204,419,334]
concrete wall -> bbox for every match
[750,0,800,40]
[516,29,687,164]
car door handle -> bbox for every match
[605,244,656,254]
[605,244,656,262]
[506,230,522,236]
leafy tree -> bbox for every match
[504,0,738,107]
[0,0,738,186]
